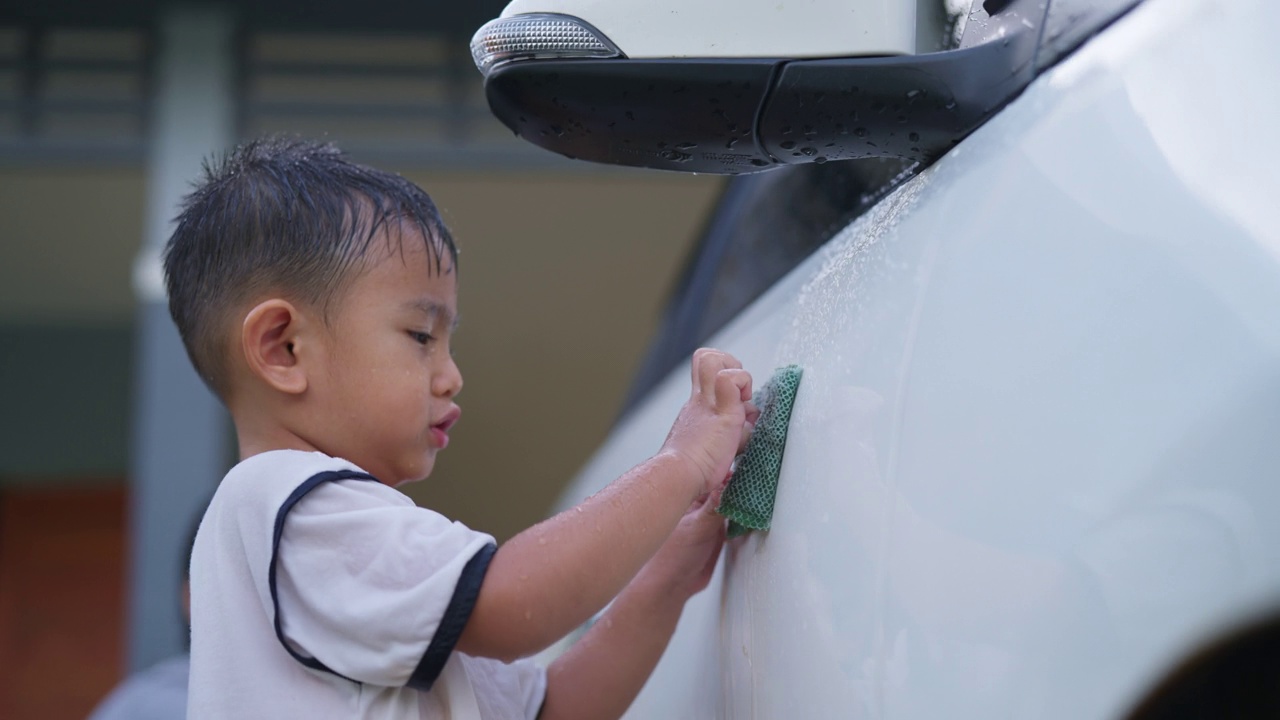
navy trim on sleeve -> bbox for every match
[406,542,497,691]
[269,469,378,684]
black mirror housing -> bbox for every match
[481,0,1097,173]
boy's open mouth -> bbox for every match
[430,408,461,448]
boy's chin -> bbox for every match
[389,455,437,486]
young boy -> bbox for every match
[168,137,756,719]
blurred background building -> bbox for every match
[0,1,722,716]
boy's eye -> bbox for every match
[408,331,434,345]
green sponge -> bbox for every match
[716,365,803,537]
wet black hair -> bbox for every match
[162,136,457,397]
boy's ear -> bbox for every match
[241,299,310,395]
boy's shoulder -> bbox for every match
[196,449,419,587]
[208,449,399,525]
[220,449,363,496]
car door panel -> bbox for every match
[552,0,1280,717]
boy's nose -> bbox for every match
[434,356,463,398]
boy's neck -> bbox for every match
[232,407,322,463]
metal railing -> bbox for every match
[0,23,577,170]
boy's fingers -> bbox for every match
[706,472,732,512]
[712,350,743,371]
[737,421,754,454]
[692,348,726,396]
[713,369,752,412]
[690,348,713,394]
[689,491,711,513]
[691,348,742,397]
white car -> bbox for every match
[473,0,1280,717]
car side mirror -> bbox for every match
[473,0,1049,173]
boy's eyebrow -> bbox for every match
[406,299,460,330]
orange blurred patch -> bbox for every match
[0,484,126,720]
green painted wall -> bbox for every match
[0,323,133,480]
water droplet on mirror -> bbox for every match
[780,140,797,149]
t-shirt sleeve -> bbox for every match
[272,474,496,689]
[468,655,548,720]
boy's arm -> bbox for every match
[456,349,750,662]
[539,494,726,720]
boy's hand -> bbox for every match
[640,482,729,601]
[538,482,732,720]
[662,348,756,498]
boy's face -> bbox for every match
[308,228,462,485]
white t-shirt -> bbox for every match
[188,450,546,719]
